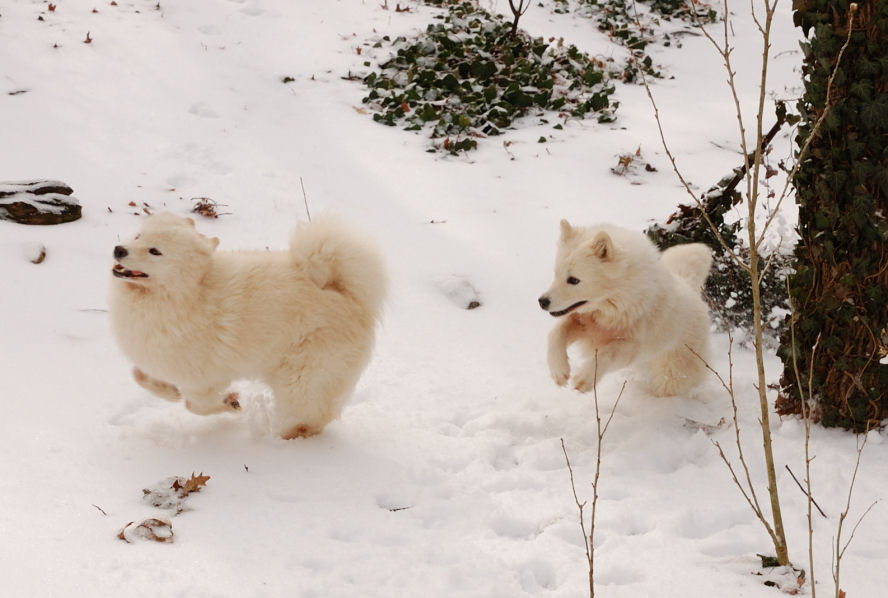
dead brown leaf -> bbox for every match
[118,518,174,544]
[191,197,229,218]
[177,472,210,495]
[143,472,211,513]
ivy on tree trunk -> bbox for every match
[778,0,888,431]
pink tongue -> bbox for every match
[114,264,124,271]
[131,271,145,276]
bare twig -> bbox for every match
[507,0,530,38]
[561,351,626,597]
[561,440,591,566]
[785,465,828,519]
[790,307,821,596]
[630,31,747,270]
[833,432,876,598]
[299,176,312,222]
[712,439,778,545]
[635,0,860,570]
[689,338,771,539]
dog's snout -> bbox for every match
[538,296,550,311]
[114,245,128,260]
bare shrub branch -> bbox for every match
[832,432,878,598]
[561,351,626,597]
[631,0,861,567]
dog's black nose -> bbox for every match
[114,245,128,260]
[538,296,550,310]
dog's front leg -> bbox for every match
[572,340,638,393]
[547,320,573,386]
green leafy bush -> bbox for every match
[577,0,717,81]
[645,166,792,339]
[361,1,617,154]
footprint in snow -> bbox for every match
[433,274,482,310]
[188,102,219,119]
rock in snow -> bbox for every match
[0,180,81,225]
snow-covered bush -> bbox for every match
[361,1,617,154]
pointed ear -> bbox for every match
[559,219,575,241]
[186,217,196,227]
[588,231,613,260]
[209,237,220,250]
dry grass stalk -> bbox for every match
[561,351,626,598]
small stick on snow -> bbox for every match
[785,465,828,519]
[300,177,312,222]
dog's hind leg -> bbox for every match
[642,344,708,397]
[270,339,371,440]
[133,367,181,402]
[572,340,640,393]
[180,383,242,415]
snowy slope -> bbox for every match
[1,1,885,597]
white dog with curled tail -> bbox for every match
[108,212,387,439]
[538,220,711,396]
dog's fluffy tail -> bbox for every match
[289,217,387,318]
[660,243,712,290]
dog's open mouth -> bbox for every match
[112,264,149,279]
[549,301,587,317]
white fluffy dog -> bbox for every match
[108,213,386,439]
[538,220,712,396]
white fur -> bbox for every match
[108,212,387,439]
[538,220,712,396]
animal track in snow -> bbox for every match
[188,102,219,118]
[517,558,558,591]
[596,563,646,586]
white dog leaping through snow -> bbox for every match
[538,219,712,396]
[108,212,387,439]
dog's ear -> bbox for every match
[186,218,196,228]
[559,219,576,241]
[588,231,613,261]
[209,237,220,250]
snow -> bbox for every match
[1,1,885,597]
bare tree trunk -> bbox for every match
[508,0,529,38]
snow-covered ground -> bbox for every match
[1,1,885,596]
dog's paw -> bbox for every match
[573,376,594,393]
[224,392,241,411]
[551,368,570,387]
[281,423,321,440]
[548,357,570,387]
[185,392,240,415]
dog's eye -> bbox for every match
[567,276,580,285]
[149,248,162,256]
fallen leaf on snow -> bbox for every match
[117,518,174,544]
[143,472,210,513]
[176,472,211,495]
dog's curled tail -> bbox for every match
[289,217,388,318]
[660,243,713,291]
